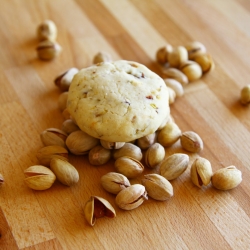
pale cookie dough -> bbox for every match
[67,60,170,142]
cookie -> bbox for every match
[67,60,170,142]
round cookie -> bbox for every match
[67,60,170,142]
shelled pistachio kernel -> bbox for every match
[240,85,250,105]
[136,132,157,150]
[65,130,99,155]
[191,157,213,188]
[142,174,173,201]
[180,131,203,153]
[88,145,111,165]
[37,20,57,41]
[157,121,181,147]
[36,40,62,60]
[93,51,112,64]
[185,41,206,60]
[61,119,79,134]
[113,143,142,161]
[101,172,130,194]
[193,53,214,74]
[145,143,165,168]
[58,92,68,111]
[40,128,68,148]
[114,156,144,179]
[160,153,189,180]
[100,140,125,149]
[24,165,56,190]
[115,184,148,210]
[36,145,68,167]
[211,166,242,191]
[0,173,4,186]
[54,68,79,92]
[84,196,116,226]
[156,44,173,64]
[179,61,202,82]
[50,157,79,186]
[162,68,189,86]
[167,46,188,68]
[164,78,184,97]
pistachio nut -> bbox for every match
[0,173,4,186]
[115,184,148,210]
[164,78,184,97]
[84,196,116,226]
[114,156,144,179]
[167,46,188,68]
[193,53,214,74]
[36,40,62,61]
[211,166,242,191]
[136,132,157,150]
[145,143,165,168]
[54,68,79,92]
[180,131,203,153]
[157,115,170,131]
[160,153,189,180]
[88,145,111,165]
[157,121,181,147]
[167,86,176,105]
[113,143,142,161]
[58,92,68,111]
[50,157,79,186]
[24,165,56,190]
[93,52,112,64]
[156,44,173,64]
[40,128,68,148]
[100,140,125,149]
[61,119,79,134]
[162,68,189,86]
[37,20,57,41]
[142,174,173,201]
[240,85,250,105]
[66,130,99,155]
[36,145,68,166]
[179,61,202,82]
[185,41,206,60]
[101,172,131,194]
[190,157,213,188]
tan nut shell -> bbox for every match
[61,119,79,134]
[164,78,184,97]
[0,173,4,186]
[179,61,202,82]
[160,153,189,180]
[37,20,57,41]
[58,92,69,111]
[211,166,242,191]
[156,44,173,64]
[40,128,68,148]
[137,133,157,150]
[100,140,125,149]
[101,172,131,194]
[190,157,213,188]
[167,46,188,68]
[180,131,203,153]
[142,174,173,201]
[50,158,79,186]
[113,143,142,161]
[185,41,207,60]
[114,156,144,179]
[115,184,148,210]
[145,143,165,168]
[240,85,250,105]
[66,130,99,155]
[84,196,116,226]
[24,165,56,190]
[88,145,111,165]
[162,68,189,86]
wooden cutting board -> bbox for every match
[0,0,250,249]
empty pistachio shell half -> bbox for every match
[36,145,68,166]
[211,166,242,191]
[24,165,56,190]
[160,153,189,180]
[101,172,131,194]
[50,158,79,186]
[142,174,173,201]
[190,157,213,188]
[115,184,148,210]
[84,196,116,226]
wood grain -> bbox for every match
[0,0,250,249]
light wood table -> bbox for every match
[0,0,250,249]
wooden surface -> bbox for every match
[0,0,250,249]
